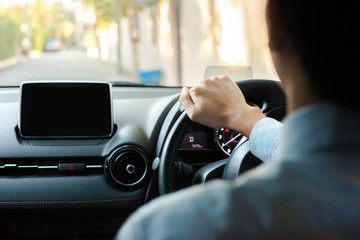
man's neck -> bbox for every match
[285,79,322,114]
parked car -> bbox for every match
[44,38,62,52]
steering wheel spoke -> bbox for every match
[222,140,263,180]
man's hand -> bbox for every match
[179,76,266,138]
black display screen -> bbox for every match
[180,122,210,150]
[19,82,113,138]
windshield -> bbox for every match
[0,0,278,87]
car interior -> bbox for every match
[0,79,286,239]
[0,0,286,239]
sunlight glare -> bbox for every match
[87,48,99,58]
[158,0,173,57]
[197,0,217,58]
[217,0,247,66]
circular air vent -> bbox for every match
[105,145,148,188]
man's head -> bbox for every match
[266,0,360,111]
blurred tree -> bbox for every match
[82,0,128,24]
[0,16,19,60]
[0,5,23,60]
[29,0,68,50]
[82,0,128,70]
[62,20,75,43]
[81,0,159,73]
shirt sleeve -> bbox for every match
[249,117,283,163]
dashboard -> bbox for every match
[0,80,286,239]
[0,84,181,239]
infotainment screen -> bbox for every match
[19,82,113,138]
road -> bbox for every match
[0,50,134,86]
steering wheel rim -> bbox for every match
[158,111,191,195]
[158,111,263,195]
[158,80,286,195]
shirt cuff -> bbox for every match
[249,117,283,163]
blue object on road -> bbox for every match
[138,70,162,85]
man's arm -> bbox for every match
[249,117,283,162]
[179,75,283,162]
[179,76,265,138]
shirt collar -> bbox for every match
[276,102,360,161]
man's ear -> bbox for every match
[266,0,289,51]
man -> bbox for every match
[117,0,360,239]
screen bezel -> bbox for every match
[18,81,114,139]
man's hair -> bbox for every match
[277,0,359,108]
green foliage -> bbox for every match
[82,0,128,26]
[29,0,68,50]
[0,13,21,60]
[81,0,160,29]
[0,0,160,59]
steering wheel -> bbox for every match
[158,80,285,195]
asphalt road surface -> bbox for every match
[0,50,134,87]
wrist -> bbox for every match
[230,106,266,138]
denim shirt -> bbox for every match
[249,117,282,163]
[117,102,360,240]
